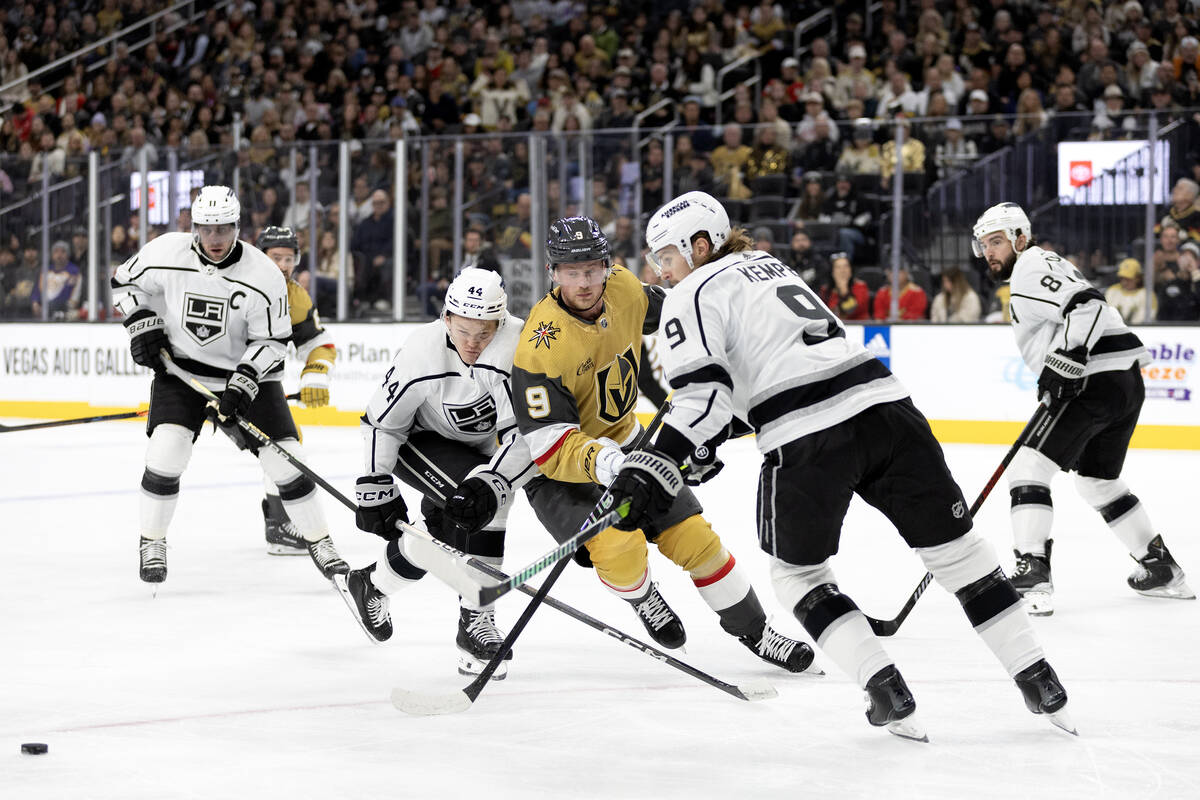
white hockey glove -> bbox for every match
[300,358,332,407]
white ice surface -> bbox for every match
[2,421,1197,799]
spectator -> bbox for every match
[819,253,871,321]
[350,189,395,311]
[31,240,81,319]
[752,226,775,254]
[1156,178,1200,242]
[789,229,829,288]
[416,271,450,318]
[879,118,925,190]
[976,115,1013,155]
[496,192,532,258]
[834,44,876,107]
[822,172,871,262]
[934,118,978,178]
[709,123,752,200]
[798,115,843,173]
[872,266,929,320]
[837,119,883,176]
[1106,257,1156,323]
[1154,221,1184,275]
[1156,241,1200,321]
[2,245,37,319]
[1126,41,1160,93]
[1013,88,1049,137]
[796,174,826,221]
[930,266,983,322]
[875,70,923,118]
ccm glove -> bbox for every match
[445,471,511,537]
[355,474,408,540]
[608,449,684,532]
[300,358,332,407]
[682,442,724,486]
[218,364,259,420]
[124,309,171,371]
[1037,346,1088,406]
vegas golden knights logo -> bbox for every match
[594,346,639,423]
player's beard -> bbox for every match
[989,249,1017,282]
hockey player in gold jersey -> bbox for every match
[511,216,817,673]
[258,226,338,555]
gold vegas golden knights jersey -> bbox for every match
[286,279,335,363]
[512,266,665,484]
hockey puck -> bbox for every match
[20,743,48,755]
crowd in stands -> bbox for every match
[1,0,1200,321]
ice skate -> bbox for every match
[1014,658,1075,734]
[332,565,392,643]
[1011,541,1053,616]
[457,606,511,679]
[139,536,167,583]
[738,623,819,674]
[864,665,927,742]
[262,498,306,556]
[307,535,349,579]
[1127,535,1195,600]
[627,582,687,650]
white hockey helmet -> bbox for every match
[971,202,1031,257]
[645,191,731,273]
[191,185,241,261]
[444,267,507,323]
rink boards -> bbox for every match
[1,322,1197,449]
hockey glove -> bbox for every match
[300,358,332,407]
[204,405,260,454]
[608,449,683,532]
[445,471,510,537]
[218,364,259,420]
[355,474,408,540]
[124,309,171,372]
[1037,346,1088,407]
[682,442,724,486]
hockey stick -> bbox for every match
[394,401,674,714]
[866,401,1055,637]
[0,409,147,432]
[391,520,777,713]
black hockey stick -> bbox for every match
[0,409,147,432]
[866,402,1055,637]
[394,401,674,714]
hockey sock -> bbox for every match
[1010,483,1053,556]
[141,423,192,537]
[918,534,1044,677]
[600,567,652,602]
[692,555,767,638]
[372,538,425,595]
[461,553,504,612]
[1075,476,1157,559]
[772,558,891,687]
[259,437,328,541]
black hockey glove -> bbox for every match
[204,405,260,454]
[217,364,259,420]
[1037,346,1088,407]
[608,449,684,532]
[124,309,171,372]
[355,474,407,540]
[682,442,724,486]
[445,472,510,537]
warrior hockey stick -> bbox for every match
[866,402,1055,637]
[0,409,147,432]
[390,521,777,713]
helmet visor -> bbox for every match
[196,223,238,259]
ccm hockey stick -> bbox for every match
[394,400,673,714]
[0,409,147,432]
[866,401,1055,636]
[391,521,777,715]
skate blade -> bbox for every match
[458,655,507,680]
[1047,708,1078,735]
[886,713,929,743]
[1022,591,1054,616]
[1132,577,1195,600]
[266,543,307,556]
[331,575,388,646]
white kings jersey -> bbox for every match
[657,249,909,454]
[1007,246,1149,376]
[112,232,291,390]
[360,314,535,486]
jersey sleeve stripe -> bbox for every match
[689,390,719,429]
[1061,287,1104,317]
[1010,292,1060,307]
[1091,332,1142,355]
[668,363,733,391]
[747,358,892,428]
[532,427,574,466]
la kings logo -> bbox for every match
[182,293,227,345]
[444,394,498,434]
[594,346,639,424]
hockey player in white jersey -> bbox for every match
[111,186,347,583]
[345,268,536,678]
[611,191,1072,739]
[973,202,1193,613]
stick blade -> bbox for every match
[734,679,779,701]
[396,523,499,607]
[390,687,474,716]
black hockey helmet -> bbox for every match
[546,216,610,269]
[258,225,299,253]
